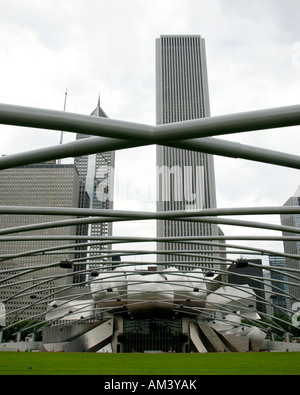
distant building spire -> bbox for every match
[59,89,68,145]
[90,93,108,118]
[58,89,68,165]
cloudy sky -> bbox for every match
[0,0,299,262]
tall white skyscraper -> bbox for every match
[74,98,115,270]
[156,35,219,271]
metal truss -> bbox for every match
[0,102,299,341]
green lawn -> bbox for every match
[0,351,299,375]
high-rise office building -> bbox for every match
[74,98,115,269]
[268,256,290,314]
[280,186,300,301]
[0,163,80,323]
[156,35,219,271]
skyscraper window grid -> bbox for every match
[156,35,219,271]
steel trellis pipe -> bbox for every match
[0,205,299,219]
[1,235,300,242]
[1,102,300,142]
[0,134,299,171]
[0,103,300,170]
[0,215,300,237]
[1,239,299,264]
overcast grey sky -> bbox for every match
[0,0,299,260]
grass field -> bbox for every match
[0,351,299,375]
